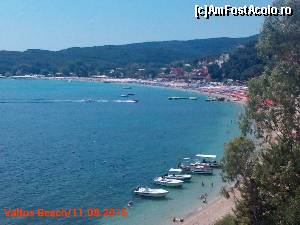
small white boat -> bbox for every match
[178,164,192,172]
[195,154,221,168]
[126,99,138,103]
[168,96,188,100]
[153,177,183,187]
[191,165,213,175]
[165,168,192,181]
[205,97,217,102]
[133,187,169,198]
[114,99,138,103]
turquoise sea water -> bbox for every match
[0,79,242,225]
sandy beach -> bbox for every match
[179,192,236,225]
[40,76,247,105]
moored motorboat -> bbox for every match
[168,96,188,100]
[133,187,169,198]
[195,154,221,168]
[165,168,192,181]
[205,97,217,101]
[178,162,193,172]
[153,177,183,187]
[191,165,213,175]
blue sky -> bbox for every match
[0,0,273,51]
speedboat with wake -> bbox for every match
[114,99,138,103]
[133,187,169,198]
[153,176,184,187]
[81,98,95,103]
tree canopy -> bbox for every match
[221,0,300,224]
[222,41,265,81]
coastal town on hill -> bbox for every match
[0,53,249,103]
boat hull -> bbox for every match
[133,187,169,198]
[153,177,184,187]
[209,163,221,168]
[166,175,192,181]
[154,181,183,187]
[134,191,168,198]
[192,170,213,175]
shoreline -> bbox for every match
[40,76,247,105]
[4,76,247,105]
[178,189,237,225]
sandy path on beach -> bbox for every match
[178,193,236,225]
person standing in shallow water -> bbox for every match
[173,217,184,223]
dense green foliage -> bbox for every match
[0,36,256,77]
[214,215,236,225]
[222,41,265,81]
[208,63,223,80]
[207,40,266,81]
[221,1,300,225]
[221,137,255,182]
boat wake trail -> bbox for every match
[0,99,137,104]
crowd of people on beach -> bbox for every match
[95,77,248,103]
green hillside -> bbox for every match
[0,35,257,76]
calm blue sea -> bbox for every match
[0,79,242,225]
